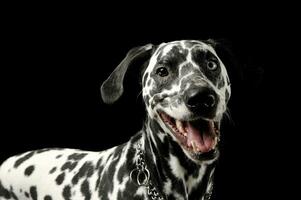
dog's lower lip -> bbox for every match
[193,149,217,160]
[159,112,219,155]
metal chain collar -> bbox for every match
[130,142,213,200]
[204,182,213,200]
[130,143,165,200]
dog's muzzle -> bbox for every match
[158,86,221,161]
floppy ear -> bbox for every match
[101,44,154,104]
[204,38,218,48]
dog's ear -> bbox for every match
[203,38,218,48]
[101,44,154,104]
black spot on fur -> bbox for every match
[68,153,87,161]
[0,181,11,199]
[35,148,50,154]
[117,166,127,183]
[191,48,221,84]
[30,186,37,200]
[191,48,205,64]
[56,154,62,159]
[117,191,123,199]
[97,147,124,198]
[36,148,63,154]
[49,167,57,174]
[24,165,35,176]
[116,148,130,183]
[12,193,19,200]
[61,161,78,172]
[25,192,29,198]
[14,151,35,168]
[62,185,71,200]
[55,172,65,185]
[81,180,91,200]
[44,195,52,200]
[147,79,151,86]
[72,162,94,185]
[160,93,168,99]
[189,165,215,199]
[218,78,225,89]
[94,160,104,191]
[113,145,124,158]
[9,186,18,200]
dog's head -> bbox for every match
[101,40,231,163]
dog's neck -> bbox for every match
[141,116,215,200]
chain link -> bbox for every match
[204,185,213,200]
[130,143,165,200]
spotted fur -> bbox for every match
[0,40,231,200]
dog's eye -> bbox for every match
[207,60,218,70]
[156,67,169,77]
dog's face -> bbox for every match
[142,40,231,163]
[101,40,231,164]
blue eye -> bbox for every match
[207,60,218,70]
[156,67,169,77]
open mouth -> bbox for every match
[160,112,220,159]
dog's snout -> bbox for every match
[185,88,217,115]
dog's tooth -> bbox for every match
[191,141,197,153]
[212,137,218,149]
[187,140,192,147]
[176,120,185,133]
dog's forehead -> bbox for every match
[154,40,216,57]
[145,40,220,76]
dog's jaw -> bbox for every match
[156,110,220,164]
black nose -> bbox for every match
[185,88,217,113]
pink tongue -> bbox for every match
[186,121,215,152]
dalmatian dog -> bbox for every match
[0,40,231,200]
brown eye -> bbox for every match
[156,67,169,77]
[207,60,218,70]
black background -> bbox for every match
[1,3,298,200]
